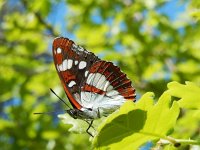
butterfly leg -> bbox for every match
[97,108,101,118]
[86,120,95,130]
[86,120,94,137]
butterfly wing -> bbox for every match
[52,37,100,109]
[80,60,136,116]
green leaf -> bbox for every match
[58,113,89,134]
[189,0,200,20]
[42,130,59,139]
[167,81,200,109]
[93,92,180,149]
[0,119,14,130]
[172,110,200,139]
[58,113,105,136]
[190,9,200,20]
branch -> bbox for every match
[34,12,59,37]
[156,136,200,148]
[140,131,200,147]
[21,0,59,37]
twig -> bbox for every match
[21,0,59,37]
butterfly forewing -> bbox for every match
[52,37,100,109]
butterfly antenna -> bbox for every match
[34,111,60,115]
[50,88,71,109]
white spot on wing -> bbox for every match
[75,60,78,65]
[56,64,60,72]
[58,59,67,71]
[67,59,73,69]
[104,81,111,91]
[106,90,119,97]
[85,71,89,77]
[68,80,76,87]
[107,85,113,91]
[78,46,84,51]
[72,43,78,51]
[79,61,87,69]
[93,73,105,89]
[57,47,62,54]
[86,73,111,91]
[87,73,94,84]
[74,93,81,104]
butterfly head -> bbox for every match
[66,109,79,119]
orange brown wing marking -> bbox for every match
[61,82,81,109]
[61,71,76,83]
[82,84,105,95]
[118,87,136,100]
[55,54,62,64]
[53,37,73,54]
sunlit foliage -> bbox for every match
[0,0,199,149]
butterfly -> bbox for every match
[52,37,136,136]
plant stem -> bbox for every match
[171,138,200,146]
[139,131,200,146]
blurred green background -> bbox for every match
[0,0,200,149]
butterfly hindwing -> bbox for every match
[80,60,136,116]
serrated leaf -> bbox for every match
[137,92,154,110]
[93,92,179,149]
[167,81,200,109]
[143,92,179,135]
[58,113,89,133]
[58,113,105,136]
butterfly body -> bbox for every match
[66,108,100,120]
[52,37,136,122]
